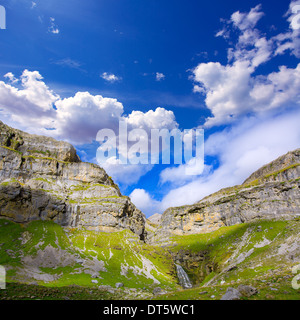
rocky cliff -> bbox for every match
[156,148,300,237]
[0,121,299,300]
[0,121,146,239]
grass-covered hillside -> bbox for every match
[0,218,178,300]
[160,217,300,300]
[0,217,299,300]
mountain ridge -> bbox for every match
[0,121,299,301]
[0,121,146,239]
[150,148,300,241]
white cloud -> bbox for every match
[129,189,160,217]
[160,163,210,186]
[0,70,179,144]
[4,72,18,84]
[155,72,165,81]
[216,5,264,40]
[272,1,300,58]
[101,72,122,83]
[0,70,180,185]
[100,156,154,185]
[159,109,300,211]
[230,4,264,31]
[48,17,60,34]
[192,60,253,126]
[126,107,177,131]
[54,58,82,70]
[54,91,124,144]
[99,107,178,184]
[192,3,300,127]
[19,70,59,111]
[0,70,58,129]
[193,60,300,127]
[158,2,300,213]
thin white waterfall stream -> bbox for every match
[175,264,192,289]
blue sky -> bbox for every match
[0,0,300,217]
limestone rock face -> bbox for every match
[0,121,145,238]
[147,213,162,225]
[0,121,80,163]
[158,148,300,236]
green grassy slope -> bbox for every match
[0,218,178,300]
[157,218,300,300]
[0,218,299,300]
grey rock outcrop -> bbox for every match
[220,287,242,300]
[157,148,300,236]
[237,284,258,297]
[0,121,80,163]
[115,282,124,288]
[148,213,162,225]
[0,121,146,239]
[152,287,163,295]
[220,285,258,300]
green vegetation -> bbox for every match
[0,145,23,155]
[0,218,299,300]
[168,219,300,292]
[154,273,300,300]
[0,178,23,186]
[200,162,299,201]
[27,149,53,157]
[0,282,123,300]
[22,155,69,164]
[69,183,112,192]
[0,219,177,297]
[264,163,300,179]
[33,177,54,184]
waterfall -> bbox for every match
[71,204,80,227]
[175,264,192,289]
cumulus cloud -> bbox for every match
[0,70,179,184]
[192,3,300,127]
[101,72,122,83]
[126,107,177,131]
[97,107,179,184]
[54,91,124,144]
[193,60,300,126]
[0,70,58,130]
[157,1,300,212]
[0,70,178,142]
[129,189,160,217]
